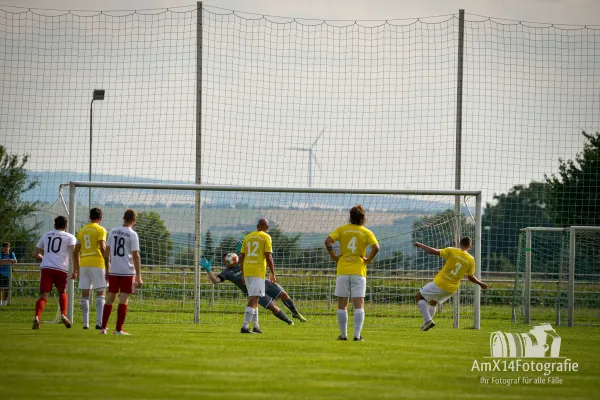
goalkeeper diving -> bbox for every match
[413,236,488,331]
[199,241,307,328]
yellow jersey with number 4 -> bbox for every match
[433,247,475,293]
[76,223,107,268]
[241,231,273,279]
[329,224,378,277]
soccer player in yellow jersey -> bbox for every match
[72,208,107,330]
[238,218,276,334]
[325,205,379,341]
[414,237,488,331]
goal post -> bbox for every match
[516,226,600,327]
[61,181,483,329]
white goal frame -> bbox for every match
[519,226,600,327]
[61,181,483,329]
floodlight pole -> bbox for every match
[89,100,93,209]
[484,226,491,273]
[89,89,105,209]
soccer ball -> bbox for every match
[225,253,239,267]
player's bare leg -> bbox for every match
[242,296,259,334]
[267,302,293,325]
[336,297,349,340]
[33,292,50,329]
[416,291,435,331]
[352,297,365,341]
[278,290,306,322]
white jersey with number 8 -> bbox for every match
[107,226,140,276]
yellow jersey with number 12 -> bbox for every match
[76,223,107,268]
[241,231,273,279]
[328,224,378,277]
[433,247,476,293]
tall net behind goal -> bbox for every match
[39,183,481,329]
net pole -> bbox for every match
[568,227,575,327]
[89,99,93,209]
[524,228,532,324]
[473,193,482,329]
[67,182,77,322]
[193,1,203,324]
[452,9,465,329]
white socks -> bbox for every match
[81,297,90,327]
[418,299,431,322]
[428,304,436,318]
[252,308,260,329]
[243,306,254,329]
[337,309,348,338]
[354,308,365,339]
[96,296,105,327]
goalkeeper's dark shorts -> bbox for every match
[258,282,284,308]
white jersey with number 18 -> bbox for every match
[107,226,140,276]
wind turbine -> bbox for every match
[287,127,325,187]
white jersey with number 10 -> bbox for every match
[107,226,140,276]
[36,230,77,272]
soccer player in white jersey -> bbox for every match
[31,216,77,329]
[325,205,379,341]
[414,237,489,331]
[100,209,143,335]
[238,218,276,334]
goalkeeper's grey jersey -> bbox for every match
[217,266,248,295]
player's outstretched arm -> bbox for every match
[467,275,488,290]
[199,258,221,284]
[413,242,440,256]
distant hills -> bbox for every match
[25,170,461,214]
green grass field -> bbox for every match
[1,313,599,400]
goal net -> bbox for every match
[514,227,600,327]
[45,182,482,329]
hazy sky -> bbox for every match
[1,0,599,210]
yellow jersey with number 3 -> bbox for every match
[241,231,273,279]
[76,223,107,268]
[433,247,475,293]
[329,224,378,277]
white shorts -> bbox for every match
[78,267,107,290]
[246,277,266,297]
[419,282,454,304]
[335,275,366,298]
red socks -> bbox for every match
[101,304,113,330]
[59,293,68,316]
[116,304,128,332]
[35,298,46,318]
